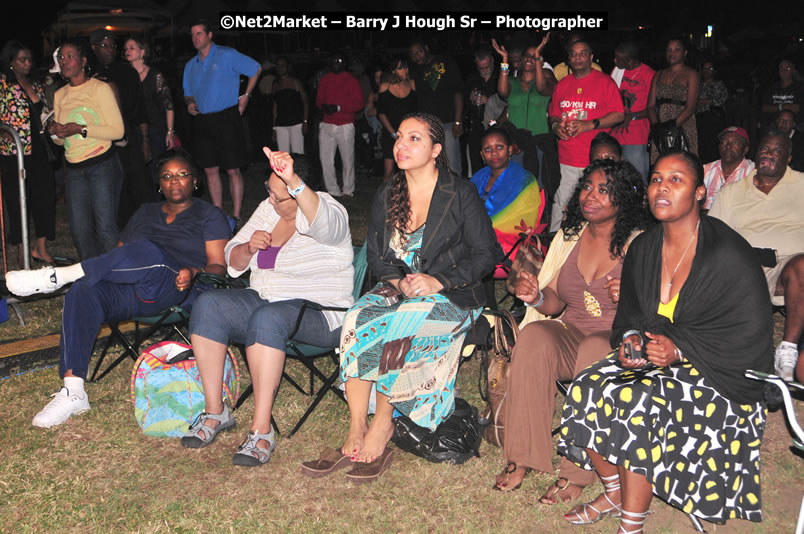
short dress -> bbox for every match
[339,224,482,430]
[557,293,765,524]
[651,82,698,162]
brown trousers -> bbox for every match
[503,319,612,486]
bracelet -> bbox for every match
[241,93,251,99]
[551,121,560,132]
[454,121,461,126]
[500,62,510,71]
[526,289,545,308]
[674,347,684,362]
[287,180,306,198]
[167,128,175,134]
[500,71,509,76]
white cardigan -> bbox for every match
[225,192,354,330]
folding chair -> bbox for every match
[88,272,240,382]
[745,370,804,534]
[89,300,192,382]
[235,243,369,438]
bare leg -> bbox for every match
[204,166,223,209]
[342,377,371,457]
[32,237,54,264]
[190,334,228,438]
[357,392,395,463]
[245,343,285,447]
[618,466,653,533]
[564,448,622,523]
[778,255,804,345]
[226,168,244,219]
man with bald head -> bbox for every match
[709,129,804,381]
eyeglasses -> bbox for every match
[159,171,193,182]
[264,181,293,203]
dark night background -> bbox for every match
[3,1,803,158]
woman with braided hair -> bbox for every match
[316,112,497,480]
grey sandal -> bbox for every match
[232,429,276,467]
[180,404,236,449]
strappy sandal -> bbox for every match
[563,473,622,524]
[492,462,531,492]
[232,429,276,467]
[539,477,585,505]
[180,405,236,449]
[618,510,649,533]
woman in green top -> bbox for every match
[493,35,556,134]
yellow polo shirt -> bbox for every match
[708,166,804,260]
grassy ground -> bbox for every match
[1,161,802,532]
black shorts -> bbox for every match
[193,106,248,170]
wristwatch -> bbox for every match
[592,119,601,130]
[80,126,88,138]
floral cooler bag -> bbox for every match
[131,341,240,437]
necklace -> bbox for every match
[662,220,699,288]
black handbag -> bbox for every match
[650,119,689,154]
[391,397,487,464]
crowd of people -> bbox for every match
[1,24,803,532]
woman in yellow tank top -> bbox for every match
[557,150,774,532]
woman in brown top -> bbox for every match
[493,160,653,501]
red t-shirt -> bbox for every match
[611,63,655,146]
[316,72,364,125]
[548,70,624,167]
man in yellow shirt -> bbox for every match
[709,130,804,381]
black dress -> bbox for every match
[376,87,417,159]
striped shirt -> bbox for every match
[225,193,354,330]
[702,158,755,210]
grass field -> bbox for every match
[1,160,802,532]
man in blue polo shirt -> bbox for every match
[183,19,261,223]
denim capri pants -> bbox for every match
[189,288,341,350]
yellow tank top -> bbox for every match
[657,293,679,322]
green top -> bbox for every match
[507,76,550,135]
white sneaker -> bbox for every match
[6,267,64,297]
[774,342,799,382]
[32,387,90,428]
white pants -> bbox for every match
[275,123,304,154]
[318,122,355,196]
[550,164,585,231]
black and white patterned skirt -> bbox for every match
[557,355,765,524]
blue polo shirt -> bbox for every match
[183,42,260,114]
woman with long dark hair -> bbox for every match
[320,112,496,481]
[0,40,57,265]
[493,160,653,498]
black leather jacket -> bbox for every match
[367,168,498,309]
